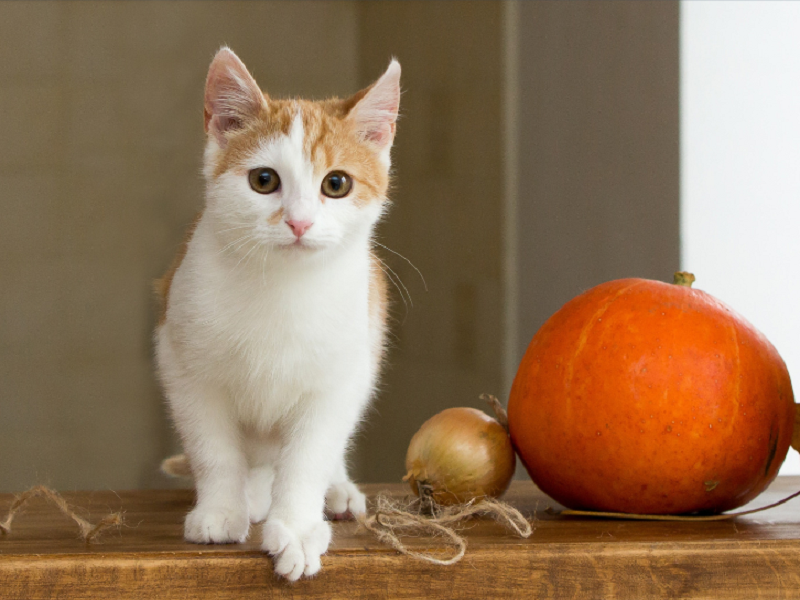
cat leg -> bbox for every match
[171,381,250,544]
[247,466,275,524]
[244,431,281,524]
[262,393,365,581]
[325,459,366,521]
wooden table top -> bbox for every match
[2,478,800,599]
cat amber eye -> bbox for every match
[248,168,281,194]
[321,171,353,198]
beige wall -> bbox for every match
[0,0,680,493]
[0,1,359,491]
[512,1,681,362]
[353,1,506,483]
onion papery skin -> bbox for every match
[405,407,516,506]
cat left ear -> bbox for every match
[204,47,265,147]
[347,59,401,151]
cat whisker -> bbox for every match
[215,224,252,235]
[377,263,408,316]
[218,234,253,255]
[374,259,409,320]
[244,242,261,269]
[228,234,261,256]
[374,255,413,308]
[372,241,427,292]
[233,238,261,272]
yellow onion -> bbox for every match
[403,396,516,506]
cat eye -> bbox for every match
[248,168,281,194]
[321,171,353,198]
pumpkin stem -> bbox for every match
[673,272,696,288]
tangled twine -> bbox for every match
[357,494,533,565]
[0,485,123,542]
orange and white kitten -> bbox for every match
[155,48,398,581]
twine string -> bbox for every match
[357,494,533,565]
[547,487,800,521]
[0,485,122,542]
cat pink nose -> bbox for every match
[286,219,313,238]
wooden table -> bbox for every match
[2,478,800,599]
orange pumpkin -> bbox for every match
[508,273,795,514]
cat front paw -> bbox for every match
[184,505,249,544]
[325,481,367,520]
[262,518,332,581]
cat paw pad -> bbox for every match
[325,481,367,520]
[262,519,332,581]
[184,506,249,544]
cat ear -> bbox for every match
[347,59,401,150]
[204,47,265,147]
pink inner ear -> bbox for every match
[204,48,264,143]
[350,60,401,149]
[207,115,244,144]
[364,122,396,146]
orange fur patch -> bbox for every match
[211,96,390,205]
[267,206,285,226]
[155,211,203,326]
[212,99,296,180]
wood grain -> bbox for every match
[2,479,800,599]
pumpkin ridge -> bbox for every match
[565,280,646,402]
[559,281,646,427]
[726,322,741,439]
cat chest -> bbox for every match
[169,244,374,395]
[205,286,370,378]
[213,295,371,423]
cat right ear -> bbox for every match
[204,48,265,147]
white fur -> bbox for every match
[156,54,399,581]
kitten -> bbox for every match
[155,47,399,581]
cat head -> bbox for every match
[202,47,400,259]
